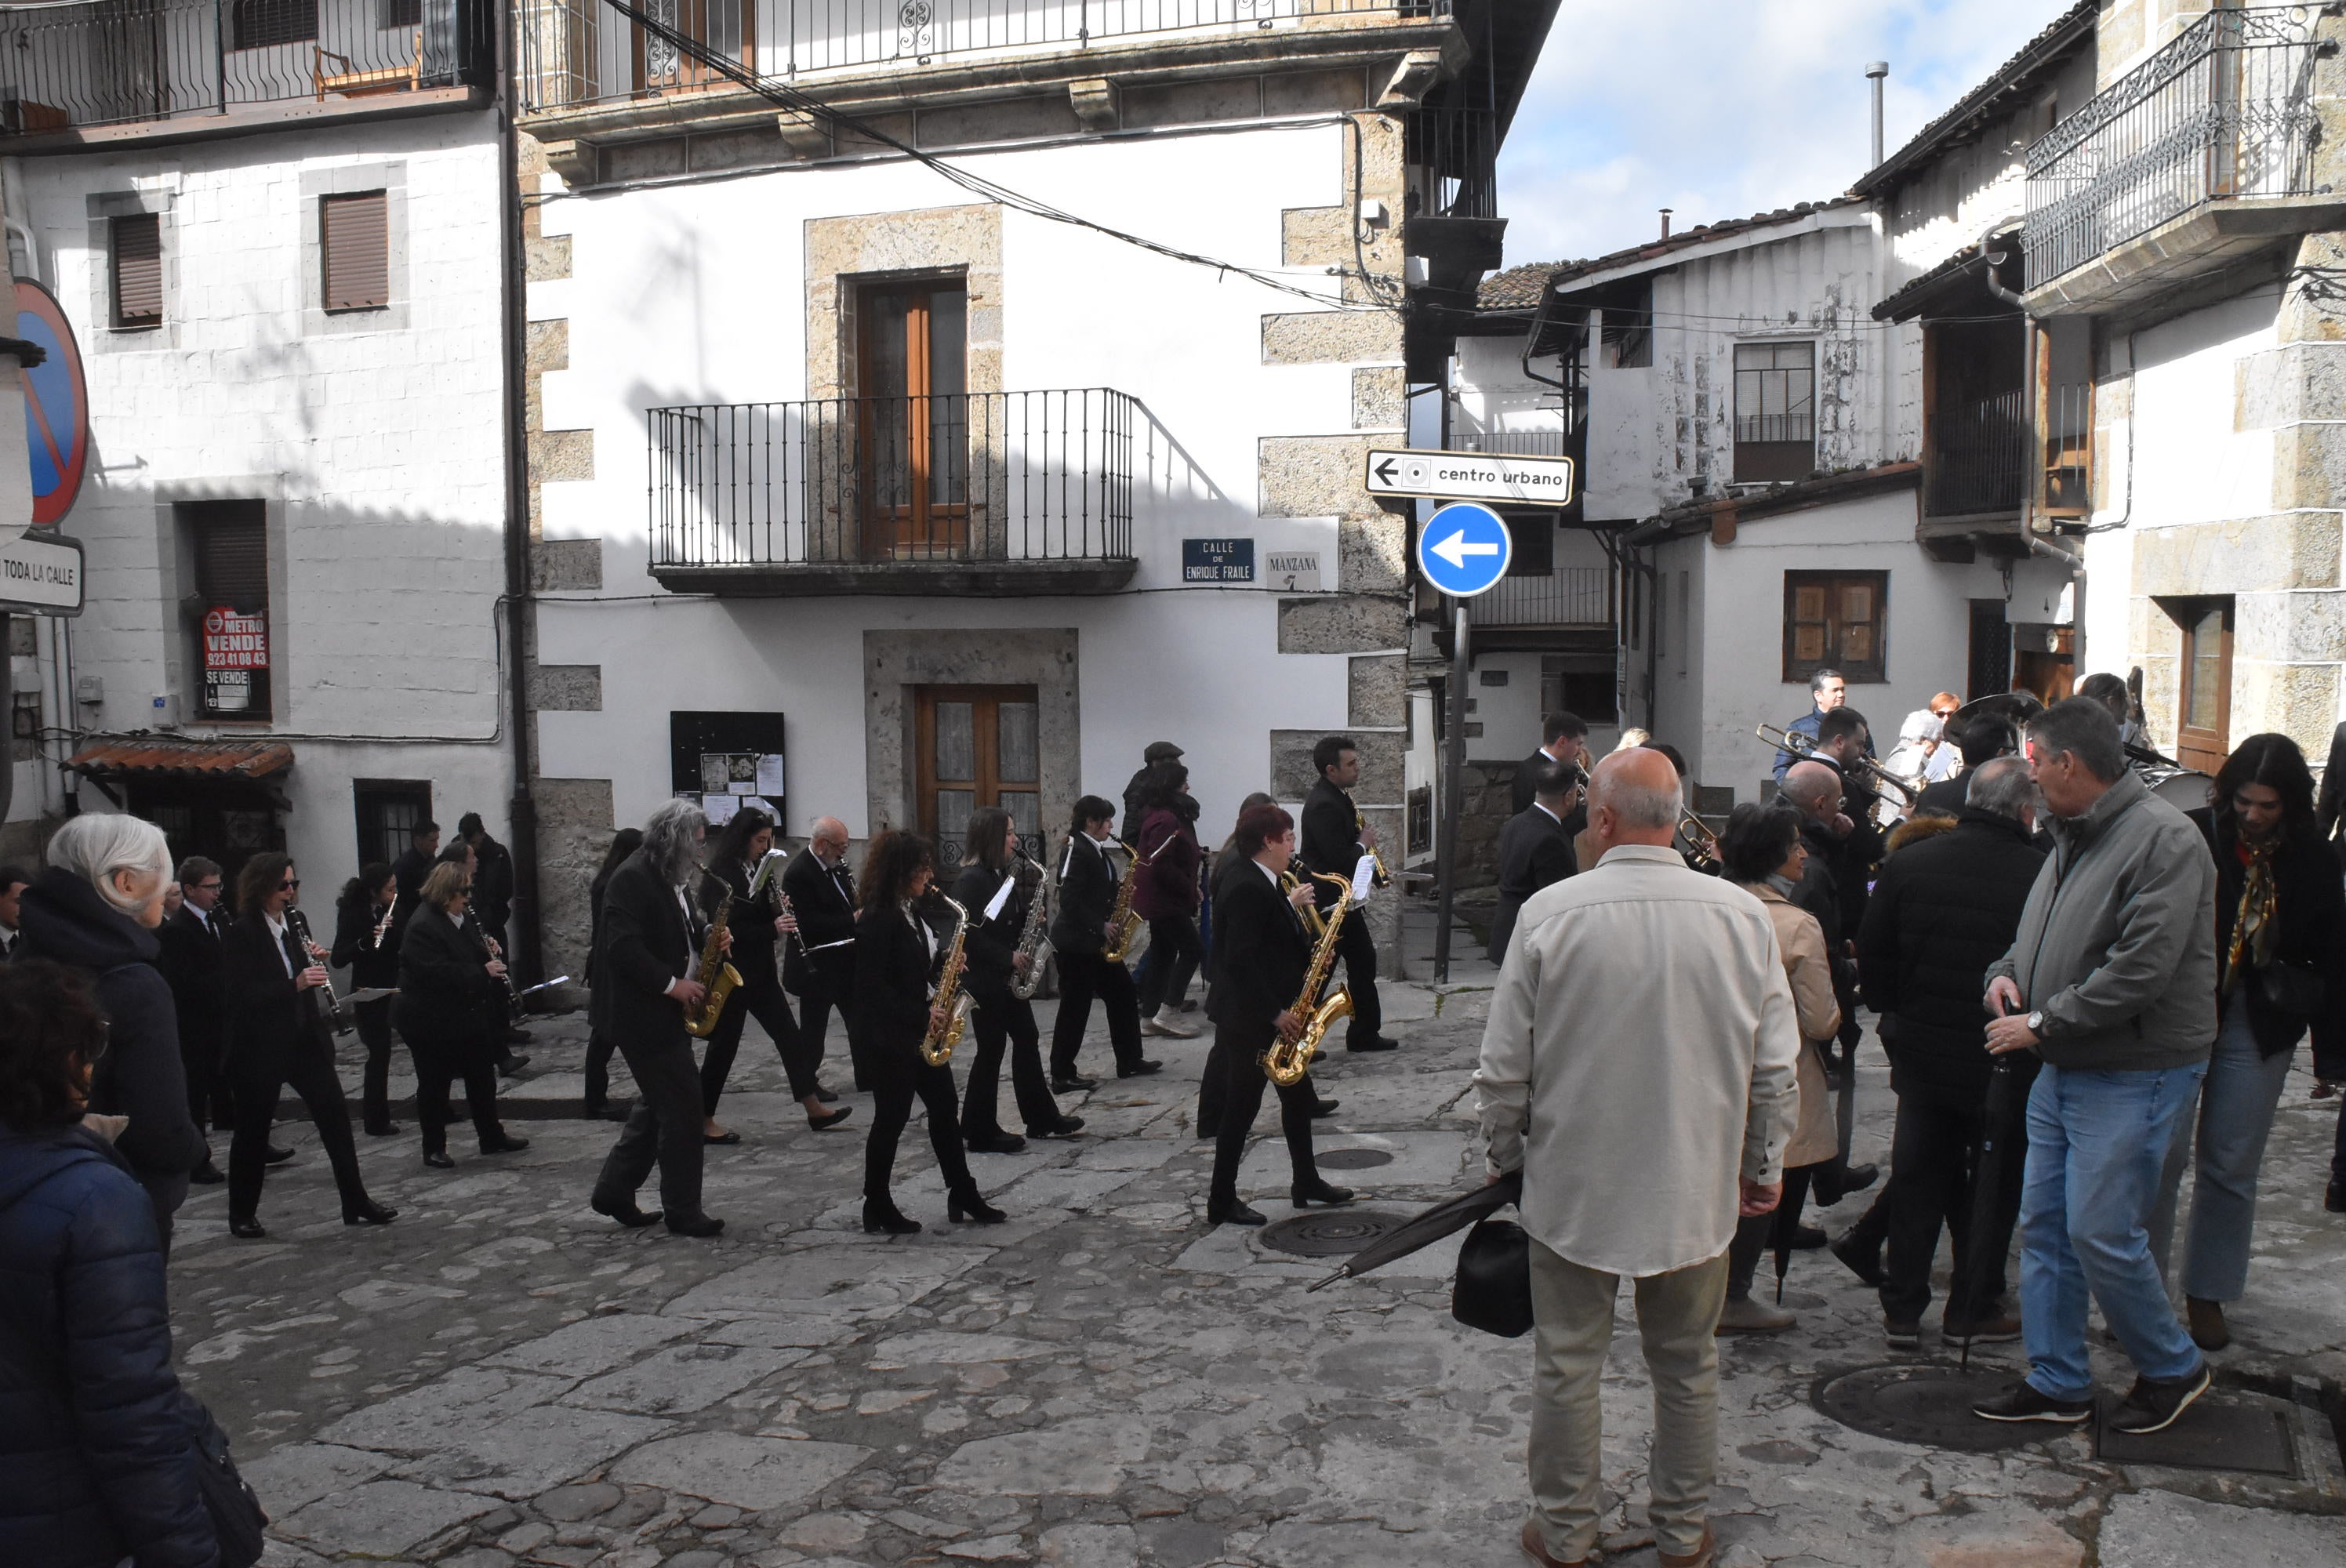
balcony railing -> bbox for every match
[1923,388,2027,518]
[519,0,1447,115]
[649,388,1134,572]
[2024,4,2330,285]
[0,0,488,134]
[2042,381,2093,518]
[1450,424,1568,459]
[1473,566,1609,628]
[1404,104,1496,220]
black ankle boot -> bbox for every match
[949,1185,1005,1225]
[862,1197,921,1235]
[1291,1178,1355,1207]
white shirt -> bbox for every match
[1474,844,1800,1278]
[263,911,296,978]
[1531,800,1563,828]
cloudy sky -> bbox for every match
[1496,0,2070,268]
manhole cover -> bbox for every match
[1812,1363,2044,1453]
[1259,1210,1408,1258]
[1318,1149,1395,1170]
[2097,1395,2297,1475]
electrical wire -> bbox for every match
[593,0,1390,314]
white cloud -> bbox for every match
[1498,0,2071,266]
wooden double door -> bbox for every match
[858,279,970,558]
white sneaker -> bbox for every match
[1150,1007,1200,1039]
[1138,1014,1168,1037]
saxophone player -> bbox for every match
[950,809,1087,1152]
[1301,736,1399,1054]
[853,831,1004,1233]
[1046,796,1159,1091]
[1204,804,1356,1227]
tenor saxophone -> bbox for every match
[921,895,973,1066]
[1008,851,1051,1001]
[1099,840,1152,964]
[1263,870,1355,1087]
[682,874,742,1038]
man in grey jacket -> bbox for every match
[1970,698,2216,1436]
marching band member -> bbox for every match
[950,808,1085,1152]
[783,817,866,1091]
[1047,796,1157,1091]
[331,862,403,1138]
[394,863,528,1170]
[1300,736,1397,1054]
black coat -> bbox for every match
[1916,774,1969,818]
[221,907,334,1069]
[700,857,780,983]
[586,861,619,1031]
[854,900,942,1051]
[1206,858,1311,1038]
[330,893,401,993]
[470,836,515,940]
[780,848,859,999]
[1051,835,1118,956]
[1857,808,2047,1101]
[14,872,205,1225]
[949,862,1030,1002]
[0,1128,215,1568]
[599,851,699,1048]
[2318,720,2346,845]
[1300,778,1363,906]
[154,906,228,1074]
[1488,804,1574,962]
[1509,749,1590,837]
[392,906,503,1048]
[2197,811,2346,1064]
[1786,812,1844,953]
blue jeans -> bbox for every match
[2148,1004,2297,1301]
[2020,1062,2206,1400]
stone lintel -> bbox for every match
[1276,593,1408,655]
[775,110,833,161]
[1068,78,1120,132]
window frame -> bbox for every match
[108,212,162,329]
[353,780,433,872]
[230,0,319,51]
[1733,339,1818,484]
[320,190,391,314]
[2162,595,2234,774]
[181,499,275,724]
[1782,569,1889,685]
[913,683,1041,870]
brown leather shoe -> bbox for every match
[1519,1519,1586,1568]
[2186,1296,2230,1352]
[1659,1523,1716,1568]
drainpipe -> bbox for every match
[497,2,543,982]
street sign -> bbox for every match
[1,528,84,615]
[16,281,89,528]
[1182,537,1255,583]
[1364,446,1575,507]
[1414,503,1512,598]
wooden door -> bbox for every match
[2173,598,2233,775]
[914,685,1040,871]
[859,281,969,558]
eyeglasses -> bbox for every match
[278,878,301,891]
[194,881,222,893]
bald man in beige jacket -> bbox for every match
[1477,748,1801,1568]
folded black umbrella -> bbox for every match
[1307,1169,1523,1291]
[1956,1052,2028,1370]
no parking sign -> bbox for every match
[16,278,89,527]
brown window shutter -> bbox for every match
[321,191,390,312]
[111,213,162,328]
[191,502,270,612]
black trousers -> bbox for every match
[797,989,867,1091]
[594,1033,707,1219]
[1049,951,1145,1077]
[412,1024,506,1156]
[354,998,398,1134]
[863,1040,975,1203]
[1726,1163,1818,1299]
[1879,1086,2019,1323]
[180,1029,231,1134]
[583,1022,619,1110]
[963,992,1060,1137]
[1207,1023,1321,1207]
[1330,910,1383,1048]
[1135,915,1203,1017]
[1196,1030,1316,1140]
[699,970,819,1111]
[225,1032,369,1220]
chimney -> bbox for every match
[1659,208,1672,240]
[1867,61,1890,168]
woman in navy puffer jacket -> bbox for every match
[0,957,219,1568]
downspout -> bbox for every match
[498,1,542,982]
[1983,227,2079,574]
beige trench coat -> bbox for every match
[1750,880,1842,1170]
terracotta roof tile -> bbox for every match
[67,736,295,779]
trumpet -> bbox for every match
[1755,722,1920,808]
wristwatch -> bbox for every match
[2025,1010,2046,1034]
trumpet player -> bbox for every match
[1301,736,1398,1054]
[695,808,852,1142]
[950,808,1084,1153]
[1204,804,1354,1227]
[853,830,1002,1234]
[1046,796,1157,1091]
[331,862,405,1138]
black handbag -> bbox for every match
[189,1399,269,1568]
[1451,1214,1536,1338]
[2257,959,2324,1022]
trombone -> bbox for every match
[1677,805,1722,874]
[1755,722,1920,808]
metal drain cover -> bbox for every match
[1259,1210,1408,1258]
[1812,1363,2044,1453]
[2097,1395,2297,1475]
[1317,1149,1396,1170]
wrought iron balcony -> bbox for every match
[648,388,1137,594]
[0,0,490,136]
[2024,4,2333,291]
[1923,388,2027,519]
[1473,565,1609,629]
[519,0,1449,114]
[1403,104,1497,220]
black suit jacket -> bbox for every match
[1301,778,1364,910]
[855,900,941,1051]
[1510,749,1592,838]
[600,851,697,1047]
[949,862,1029,1000]
[1206,859,1311,1037]
[701,857,780,983]
[392,905,501,1044]
[2319,720,2346,845]
[1051,835,1117,956]
[1488,804,1575,961]
[781,848,858,998]
[330,894,401,992]
[222,910,329,1066]
[156,905,229,1064]
[470,837,515,942]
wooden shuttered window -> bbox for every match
[321,191,390,313]
[184,499,273,721]
[1783,569,1888,684]
[111,212,162,328]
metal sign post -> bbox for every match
[1415,503,1514,985]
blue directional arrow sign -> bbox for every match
[1414,502,1513,598]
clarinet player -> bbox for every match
[394,863,529,1170]
[331,862,404,1138]
[950,808,1084,1152]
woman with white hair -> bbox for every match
[13,814,206,1244]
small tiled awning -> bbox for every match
[67,736,294,781]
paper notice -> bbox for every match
[702,793,739,826]
[755,753,787,797]
[1351,858,1375,903]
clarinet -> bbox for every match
[289,907,354,1036]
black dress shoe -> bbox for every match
[1829,1232,1887,1287]
[2330,1178,2346,1214]
[1208,1201,1267,1227]
[423,1150,456,1169]
[813,1086,841,1104]
[807,1107,854,1132]
[264,1145,296,1165]
[704,1129,743,1145]
[664,1212,724,1238]
[499,1054,532,1076]
[1117,1060,1164,1079]
[591,1194,663,1229]
[364,1122,402,1138]
[949,1187,1007,1224]
[190,1161,226,1185]
[1788,1224,1828,1250]
[342,1200,399,1226]
[1291,1179,1355,1207]
[862,1199,921,1235]
[1308,1049,1328,1063]
[1309,1099,1339,1119]
[480,1134,531,1155]
[966,1131,1027,1155]
[1347,1037,1399,1053]
[1051,1075,1098,1093]
[588,1099,634,1122]
[228,1215,267,1240]
[1029,1117,1087,1139]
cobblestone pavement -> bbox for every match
[170,927,2346,1566]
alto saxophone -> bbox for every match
[1354,807,1389,888]
[1099,840,1152,964]
[683,871,742,1038]
[1264,870,1356,1087]
[1009,851,1051,1001]
[921,895,972,1067]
